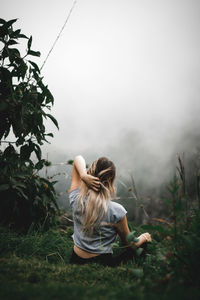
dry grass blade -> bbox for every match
[129,174,151,221]
[152,218,172,227]
[130,174,139,200]
[140,204,151,220]
[46,252,65,263]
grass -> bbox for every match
[0,224,200,300]
[1,155,199,299]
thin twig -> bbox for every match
[118,176,151,221]
[40,1,77,71]
[114,196,140,200]
[130,174,138,199]
[61,216,73,223]
[129,174,151,220]
[0,141,16,144]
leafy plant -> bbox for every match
[0,18,58,145]
[0,18,59,231]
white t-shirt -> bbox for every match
[69,188,127,254]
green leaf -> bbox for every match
[15,182,26,189]
[0,24,8,38]
[28,36,32,50]
[15,59,28,79]
[15,186,28,200]
[15,174,27,180]
[34,144,42,161]
[18,33,28,39]
[4,145,15,156]
[42,193,50,204]
[44,160,51,167]
[4,123,11,139]
[27,50,41,57]
[136,248,143,256]
[28,60,40,73]
[131,268,144,278]
[126,231,139,243]
[6,19,18,28]
[0,18,6,25]
[45,133,54,138]
[128,222,133,231]
[16,136,25,146]
[33,196,41,205]
[35,160,45,170]
[20,143,34,160]
[51,180,58,185]
[46,114,59,129]
[111,242,119,248]
[9,48,21,62]
[43,86,54,104]
[41,178,51,185]
[0,67,12,81]
[7,40,18,46]
[1,48,9,59]
[0,184,9,191]
[10,29,21,37]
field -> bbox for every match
[0,217,200,300]
[1,16,200,300]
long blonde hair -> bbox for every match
[76,157,116,235]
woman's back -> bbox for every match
[69,188,127,254]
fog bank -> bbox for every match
[2,0,200,211]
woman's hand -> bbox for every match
[81,174,100,192]
[69,155,101,192]
[136,232,152,247]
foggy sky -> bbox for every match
[2,0,200,189]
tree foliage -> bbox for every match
[0,18,59,231]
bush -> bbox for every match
[0,18,59,231]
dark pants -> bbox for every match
[70,247,137,267]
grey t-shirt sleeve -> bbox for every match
[109,202,127,223]
[69,188,80,208]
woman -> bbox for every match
[69,155,151,267]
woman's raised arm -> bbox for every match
[69,155,100,192]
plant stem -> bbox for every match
[197,173,200,210]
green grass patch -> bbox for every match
[0,225,200,300]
